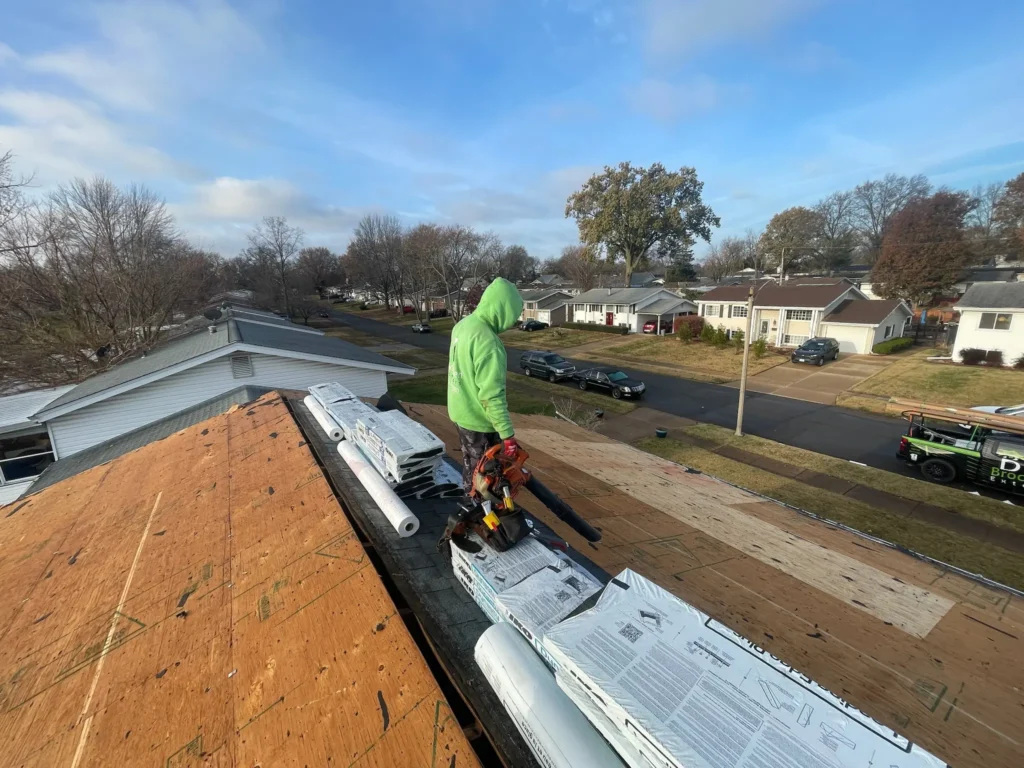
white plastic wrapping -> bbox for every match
[475,623,627,768]
[303,396,343,441]
[309,381,358,407]
[543,569,947,768]
[356,411,444,481]
[327,397,378,442]
[337,439,420,537]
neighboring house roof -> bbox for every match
[956,282,1024,310]
[629,272,660,287]
[0,386,75,436]
[698,278,856,308]
[518,288,570,303]
[823,299,910,325]
[531,274,563,285]
[573,287,682,306]
[33,305,412,420]
[638,297,694,315]
[964,269,1018,284]
[28,385,271,495]
[536,293,571,311]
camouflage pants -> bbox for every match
[458,427,500,492]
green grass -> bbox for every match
[636,436,1024,590]
[602,336,788,379]
[506,373,636,415]
[382,348,449,370]
[501,327,617,349]
[684,423,1024,535]
[323,327,394,347]
[849,347,1024,411]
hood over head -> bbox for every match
[472,278,524,333]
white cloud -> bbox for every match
[627,76,723,122]
[644,0,825,58]
[25,0,262,111]
[0,43,16,64]
[0,90,176,182]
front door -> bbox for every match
[606,312,614,326]
[759,320,769,339]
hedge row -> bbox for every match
[561,322,630,335]
[871,336,913,355]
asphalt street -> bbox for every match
[332,309,913,475]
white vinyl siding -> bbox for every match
[48,353,388,457]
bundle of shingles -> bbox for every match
[305,382,464,500]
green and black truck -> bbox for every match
[897,404,1024,495]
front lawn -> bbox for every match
[600,336,789,380]
[501,326,618,350]
[844,348,1024,412]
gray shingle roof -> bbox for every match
[518,288,570,303]
[28,386,271,494]
[637,297,693,315]
[572,287,676,305]
[957,282,1024,309]
[38,322,236,414]
[536,293,570,310]
[35,307,413,417]
[823,299,908,325]
[0,386,74,435]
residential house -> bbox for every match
[628,272,665,287]
[6,305,413,482]
[696,278,911,354]
[0,386,72,505]
[951,283,1024,366]
[518,289,573,326]
[571,287,696,333]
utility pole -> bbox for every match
[735,286,756,437]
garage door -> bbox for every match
[820,324,870,354]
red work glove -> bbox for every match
[502,437,520,458]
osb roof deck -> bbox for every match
[407,404,1024,768]
[0,394,477,768]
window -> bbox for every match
[587,304,601,313]
[0,430,56,486]
[979,312,1013,331]
[231,354,254,379]
[786,309,812,321]
[783,334,809,346]
[731,305,748,318]
[526,302,537,309]
[884,324,893,339]
[574,304,584,313]
[704,305,720,317]
[614,305,627,313]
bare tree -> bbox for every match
[348,214,404,310]
[246,216,303,314]
[813,191,857,273]
[0,151,35,254]
[559,244,601,291]
[700,242,742,281]
[852,174,931,264]
[295,246,340,294]
[432,225,486,322]
[740,228,766,278]
[403,223,445,322]
[495,244,536,284]
[0,175,220,389]
[965,182,1005,264]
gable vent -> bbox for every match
[231,354,254,379]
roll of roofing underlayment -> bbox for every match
[474,623,626,768]
[303,396,344,441]
[337,438,420,537]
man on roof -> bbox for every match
[447,277,525,491]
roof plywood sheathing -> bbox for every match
[0,393,478,768]
[407,404,1024,768]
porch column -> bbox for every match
[776,311,785,346]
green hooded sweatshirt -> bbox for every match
[447,278,524,439]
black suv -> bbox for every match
[520,351,576,382]
[791,337,840,365]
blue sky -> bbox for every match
[1,0,1022,260]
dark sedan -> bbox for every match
[574,367,646,400]
[520,319,549,332]
[791,337,840,366]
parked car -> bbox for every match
[791,338,840,366]
[971,403,1024,417]
[317,310,330,318]
[411,322,432,333]
[402,306,415,314]
[574,367,645,399]
[642,319,673,334]
[520,319,549,332]
[520,351,575,381]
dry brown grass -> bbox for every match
[601,336,789,379]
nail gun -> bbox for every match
[437,442,602,555]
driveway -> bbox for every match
[727,355,893,405]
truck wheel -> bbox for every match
[920,457,956,484]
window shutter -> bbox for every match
[231,354,254,379]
